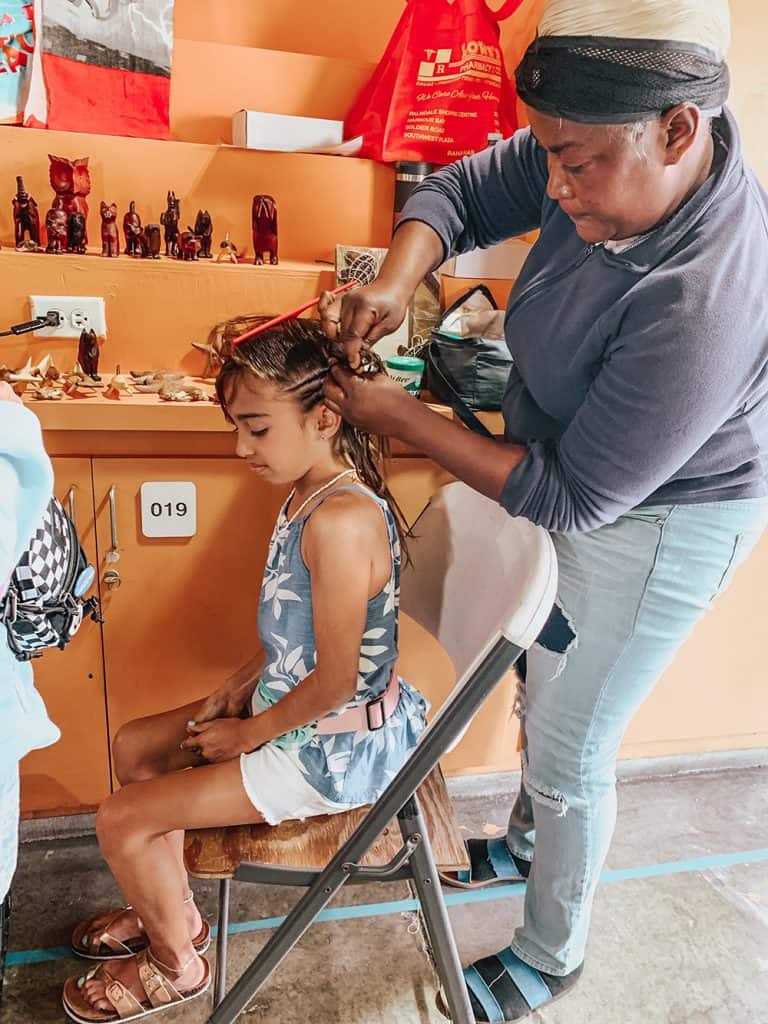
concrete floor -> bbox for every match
[2,763,767,1023]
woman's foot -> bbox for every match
[72,897,207,959]
[440,837,530,890]
[437,948,582,1023]
[78,950,207,1014]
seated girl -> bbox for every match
[62,319,428,1023]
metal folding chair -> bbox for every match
[198,481,557,1023]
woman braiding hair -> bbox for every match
[319,1,768,1020]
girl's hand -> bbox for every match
[323,363,414,437]
[181,717,257,763]
[193,678,256,724]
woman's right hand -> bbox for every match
[319,282,409,370]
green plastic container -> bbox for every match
[385,355,425,397]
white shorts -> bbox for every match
[239,743,361,826]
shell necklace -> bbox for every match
[285,468,357,525]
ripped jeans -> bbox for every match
[506,498,768,976]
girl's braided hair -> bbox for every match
[215,317,411,559]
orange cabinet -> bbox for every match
[18,452,501,818]
[91,459,285,754]
[19,459,111,817]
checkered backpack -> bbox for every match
[2,497,101,662]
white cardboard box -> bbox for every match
[232,110,344,152]
[442,238,532,280]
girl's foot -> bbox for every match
[83,950,206,1013]
[72,897,208,959]
[63,949,211,1022]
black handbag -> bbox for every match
[423,284,512,438]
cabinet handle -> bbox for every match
[106,484,120,564]
[102,568,122,590]
[66,486,77,532]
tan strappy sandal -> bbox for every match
[62,948,211,1023]
[72,898,211,961]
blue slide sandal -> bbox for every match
[437,947,582,1023]
[440,837,530,890]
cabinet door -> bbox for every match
[92,460,285,755]
[20,458,111,816]
[385,459,522,777]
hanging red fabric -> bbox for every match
[345,0,526,164]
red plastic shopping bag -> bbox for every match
[346,0,525,164]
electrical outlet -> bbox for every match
[29,296,107,339]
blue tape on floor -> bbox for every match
[7,846,768,968]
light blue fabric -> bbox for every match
[496,948,552,1009]
[464,966,506,1023]
[0,403,59,899]
[505,498,768,976]
[253,484,428,805]
[0,770,20,902]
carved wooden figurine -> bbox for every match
[67,211,87,254]
[194,210,213,258]
[45,204,68,254]
[104,368,134,400]
[49,154,90,245]
[77,328,100,380]
[217,232,239,264]
[13,177,41,249]
[139,224,161,259]
[100,202,119,257]
[160,190,180,257]
[252,194,278,265]
[177,228,201,261]
[123,201,142,257]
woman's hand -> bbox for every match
[324,363,416,437]
[318,283,409,369]
[181,717,261,763]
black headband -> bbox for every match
[515,35,730,124]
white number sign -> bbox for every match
[140,482,197,538]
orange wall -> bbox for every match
[168,1,542,145]
[172,0,543,67]
[3,0,768,774]
[726,0,768,183]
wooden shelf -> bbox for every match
[0,125,394,264]
[27,389,456,434]
[170,40,374,146]
[25,384,222,434]
[0,248,337,378]
[0,247,332,277]
[28,387,460,465]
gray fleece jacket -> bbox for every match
[399,109,768,532]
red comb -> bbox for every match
[232,281,358,346]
